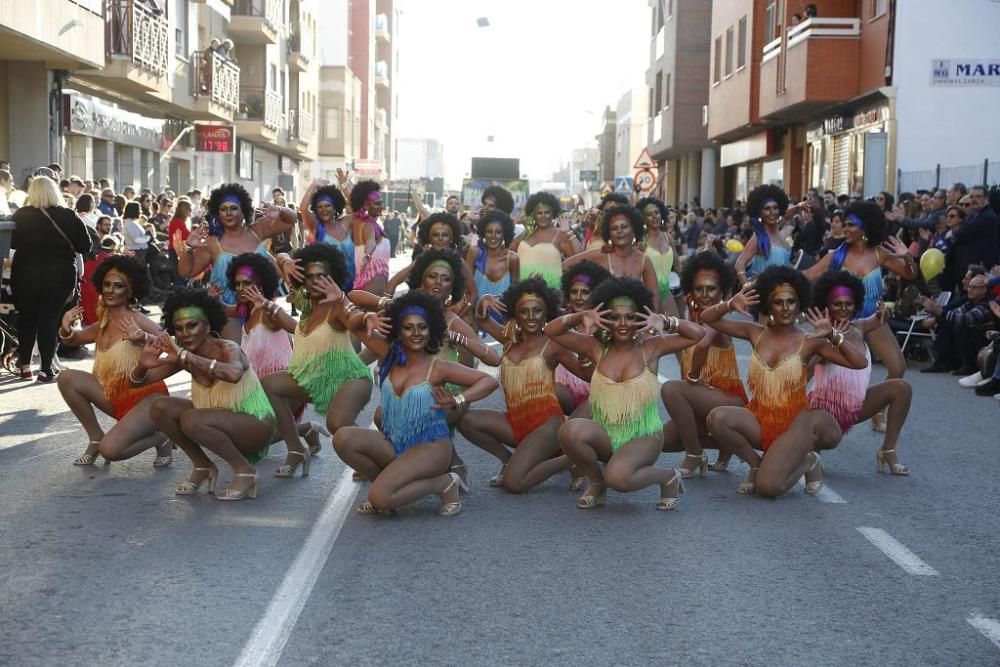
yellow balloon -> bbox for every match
[725,239,744,253]
[919,248,945,282]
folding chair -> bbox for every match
[896,291,950,355]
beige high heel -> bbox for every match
[738,467,758,494]
[73,441,103,466]
[870,410,887,433]
[216,472,258,501]
[275,448,311,478]
[709,455,732,472]
[876,448,909,475]
[175,467,218,495]
[576,482,607,509]
[152,439,174,468]
[488,464,507,488]
[302,421,329,456]
[804,452,823,494]
[656,469,686,511]
[439,472,468,517]
[680,453,708,479]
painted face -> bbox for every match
[365,193,384,218]
[302,262,331,298]
[569,281,591,312]
[234,273,257,304]
[843,216,865,244]
[218,200,244,229]
[481,196,497,212]
[421,264,453,302]
[768,287,799,326]
[533,205,553,228]
[760,201,780,225]
[515,295,546,335]
[428,223,453,249]
[173,316,210,351]
[608,214,634,246]
[643,204,662,229]
[689,269,722,310]
[315,199,335,222]
[607,302,642,344]
[482,221,504,249]
[826,292,856,323]
[447,197,461,214]
[101,271,131,307]
[399,314,430,353]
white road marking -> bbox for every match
[856,527,939,576]
[967,614,1000,649]
[794,479,847,504]
[0,429,78,452]
[233,464,362,667]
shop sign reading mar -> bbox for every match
[931,59,1000,87]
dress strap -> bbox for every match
[426,356,438,381]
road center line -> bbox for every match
[233,464,362,667]
[856,527,939,575]
[967,614,1000,649]
[794,479,847,503]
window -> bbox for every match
[870,0,887,19]
[172,0,188,57]
[737,16,747,69]
[648,87,655,118]
[725,27,734,77]
[664,73,671,108]
[764,2,776,42]
[654,71,662,112]
[713,37,722,84]
[325,108,340,139]
[269,64,277,91]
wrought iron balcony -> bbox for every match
[239,85,283,131]
[232,0,283,41]
[104,0,168,76]
[192,49,240,113]
[287,108,314,144]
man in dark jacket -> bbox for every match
[941,188,998,292]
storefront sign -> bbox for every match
[931,59,1000,87]
[61,92,161,152]
[194,124,235,153]
[806,124,824,144]
[822,115,853,135]
[354,159,383,176]
[853,104,889,128]
[720,131,774,168]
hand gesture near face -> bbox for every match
[313,274,344,305]
[115,313,148,344]
[243,283,268,310]
[138,336,168,369]
[476,294,506,320]
[61,305,84,333]
[882,235,910,259]
[579,303,611,334]
[363,311,391,337]
[805,307,834,338]
[638,306,666,334]
[153,332,182,365]
[728,283,759,315]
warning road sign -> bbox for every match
[633,148,655,170]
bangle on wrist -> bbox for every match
[129,368,147,384]
[208,358,217,376]
[179,349,188,366]
[453,393,467,408]
[686,372,701,384]
[59,327,73,340]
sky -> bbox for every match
[393,0,650,189]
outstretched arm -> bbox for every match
[697,283,762,342]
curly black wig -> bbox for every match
[481,185,515,214]
[525,191,562,218]
[417,212,462,248]
[207,183,254,226]
[747,184,790,219]
[92,254,152,302]
[600,204,646,243]
[843,200,886,247]
[386,289,447,354]
[754,265,811,316]
[290,242,349,289]
[587,276,654,315]
[561,260,612,302]
[501,276,562,323]
[310,185,346,219]
[599,193,630,210]
[163,287,228,335]
[349,180,382,213]
[636,196,669,226]
[226,252,280,299]
[476,209,515,246]
[812,270,865,318]
[407,248,466,306]
[680,251,738,297]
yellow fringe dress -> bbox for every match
[93,339,168,419]
[190,365,275,464]
[517,240,563,289]
[746,332,809,452]
[589,348,663,451]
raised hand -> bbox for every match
[243,283,267,310]
[805,307,834,338]
[639,306,666,334]
[171,229,188,254]
[115,313,148,343]
[206,283,222,299]
[728,283,759,315]
[313,274,344,305]
[363,311,391,337]
[873,299,887,325]
[153,332,182,365]
[334,168,349,187]
[882,235,910,259]
[280,256,304,284]
[61,305,84,333]
[138,336,168,369]
[476,294,506,319]
[579,303,611,334]
[188,224,209,249]
[431,385,461,410]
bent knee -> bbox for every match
[501,473,528,494]
[178,409,204,435]
[705,408,727,435]
[366,484,392,510]
[754,474,784,498]
[148,397,173,423]
[98,439,126,461]
[886,378,912,399]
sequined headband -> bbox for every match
[422,259,453,281]
[828,286,855,301]
[608,296,639,310]
[771,283,797,300]
[846,213,865,231]
[220,195,242,207]
[235,265,261,283]
[173,306,210,324]
[367,191,382,203]
[315,194,337,208]
[398,305,428,323]
[571,274,594,287]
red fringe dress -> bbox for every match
[746,333,809,452]
[94,339,169,419]
[681,344,748,403]
[501,341,565,445]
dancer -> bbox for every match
[700,266,868,498]
[462,278,584,491]
[261,244,372,478]
[138,288,276,501]
[545,277,705,510]
[511,191,580,289]
[480,184,515,215]
[467,209,519,323]
[563,204,661,311]
[636,196,680,317]
[555,260,611,415]
[807,270,912,474]
[173,183,295,340]
[734,184,798,283]
[660,251,748,476]
[345,180,391,295]
[333,290,498,516]
[56,255,171,466]
[384,212,477,310]
[299,181,355,290]
[803,200,917,431]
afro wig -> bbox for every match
[349,180,382,213]
[600,204,646,243]
[226,252,280,300]
[754,265,811,316]
[500,276,563,322]
[680,251,738,297]
[310,185,347,219]
[599,193,630,210]
[386,289,447,353]
[476,209,515,247]
[812,270,865,318]
[407,248,466,306]
[417,212,463,248]
[587,276,654,315]
[636,196,669,226]
[207,183,254,227]
[290,242,349,289]
[561,259,612,302]
[525,191,562,218]
[481,185,515,214]
[91,254,152,302]
[747,184,790,219]
[163,287,228,335]
[843,200,887,246]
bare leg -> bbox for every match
[603,434,683,508]
[558,418,613,506]
[150,397,215,487]
[856,379,912,471]
[503,416,569,492]
[325,378,374,433]
[57,369,113,457]
[867,323,906,379]
[455,408,514,466]
[367,439,455,511]
[333,426,395,482]
[756,410,837,498]
[99,393,166,461]
[179,408,275,494]
[555,384,577,416]
[661,380,743,473]
[705,406,763,468]
[261,372,310,472]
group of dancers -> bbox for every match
[55,180,913,514]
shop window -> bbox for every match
[737,16,747,70]
[762,158,783,188]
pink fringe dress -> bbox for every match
[808,347,871,433]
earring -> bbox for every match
[862,234,868,243]
[768,313,775,327]
[445,295,453,306]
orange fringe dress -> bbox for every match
[94,339,169,419]
[501,340,565,445]
[746,333,809,452]
[681,344,748,402]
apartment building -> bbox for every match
[614,87,649,186]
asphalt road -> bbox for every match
[3,271,1000,665]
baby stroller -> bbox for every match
[0,282,18,377]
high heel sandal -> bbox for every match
[488,464,507,488]
[737,467,758,495]
[352,470,365,481]
[302,422,329,456]
[876,448,909,476]
[656,469,686,511]
[275,448,311,478]
[576,482,607,509]
[439,472,468,517]
[450,461,469,486]
[152,440,174,468]
[708,455,732,472]
[804,452,823,494]
[568,465,586,490]
[216,472,258,501]
[73,441,102,466]
[175,467,218,495]
[870,410,887,433]
[356,499,378,515]
[680,453,708,479]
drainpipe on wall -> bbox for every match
[49,70,66,166]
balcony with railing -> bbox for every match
[759,17,862,121]
[81,0,169,96]
[231,0,282,44]
[287,107,314,156]
[237,85,283,143]
[374,60,389,89]
[191,49,240,120]
[287,24,313,72]
[375,13,390,42]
